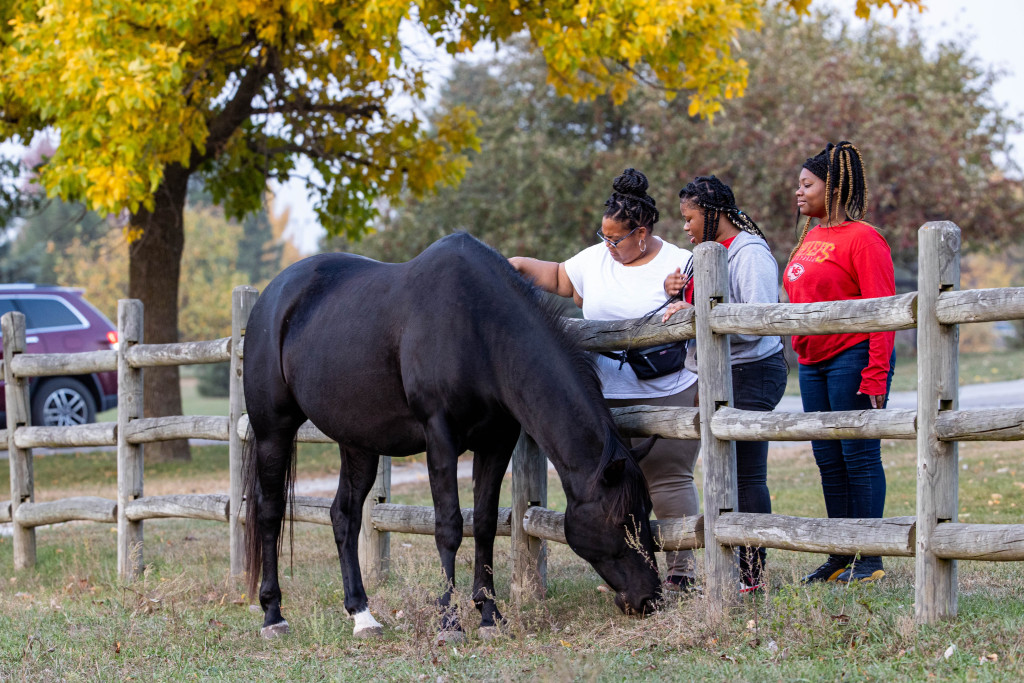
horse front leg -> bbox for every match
[471,428,518,639]
[332,446,385,639]
[424,415,465,642]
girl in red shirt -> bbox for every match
[783,141,895,584]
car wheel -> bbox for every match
[31,378,97,427]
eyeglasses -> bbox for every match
[596,226,639,248]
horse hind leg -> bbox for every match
[253,425,301,639]
[331,446,385,639]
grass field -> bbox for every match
[2,437,1023,680]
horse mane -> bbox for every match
[482,237,609,420]
[472,235,651,520]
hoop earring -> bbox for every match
[639,238,647,253]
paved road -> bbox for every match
[776,378,1024,412]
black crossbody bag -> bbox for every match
[601,261,691,380]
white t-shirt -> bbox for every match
[564,239,698,399]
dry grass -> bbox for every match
[2,439,1024,680]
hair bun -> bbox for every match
[612,168,649,198]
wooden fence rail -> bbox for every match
[4,221,1024,624]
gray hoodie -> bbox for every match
[684,230,784,372]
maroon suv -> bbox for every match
[0,285,118,427]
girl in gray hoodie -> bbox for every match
[662,175,787,592]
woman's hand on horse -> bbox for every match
[661,301,693,323]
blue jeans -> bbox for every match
[732,350,788,583]
[799,341,895,524]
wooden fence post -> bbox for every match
[511,430,547,602]
[916,221,961,623]
[117,299,145,581]
[2,312,36,569]
[358,456,392,586]
[693,242,738,608]
[229,285,258,577]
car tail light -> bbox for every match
[106,330,119,351]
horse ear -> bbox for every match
[629,435,660,463]
[601,455,627,485]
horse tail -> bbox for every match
[243,424,262,599]
[243,424,299,601]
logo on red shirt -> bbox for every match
[786,263,805,282]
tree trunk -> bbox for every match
[128,164,191,462]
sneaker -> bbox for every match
[836,558,885,584]
[801,555,853,584]
[663,575,698,593]
[739,580,766,594]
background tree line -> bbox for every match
[337,8,1024,279]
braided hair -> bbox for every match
[678,175,767,244]
[604,168,660,231]
[788,140,870,262]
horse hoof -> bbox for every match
[260,620,290,639]
[437,630,466,645]
[477,626,509,641]
[354,625,385,639]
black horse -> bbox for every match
[243,233,662,640]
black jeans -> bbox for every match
[732,350,788,583]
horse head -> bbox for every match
[563,432,662,615]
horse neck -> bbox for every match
[501,349,611,488]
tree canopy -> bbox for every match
[0,0,923,459]
[341,7,1022,272]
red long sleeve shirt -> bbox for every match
[782,221,895,396]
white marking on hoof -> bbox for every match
[437,630,466,645]
[352,609,384,639]
[260,620,290,639]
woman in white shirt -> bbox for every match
[509,168,700,592]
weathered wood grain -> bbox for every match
[936,287,1024,325]
[117,300,145,580]
[694,242,738,608]
[229,285,258,576]
[711,407,917,441]
[124,338,230,368]
[931,523,1024,560]
[3,311,36,569]
[523,506,704,552]
[14,497,117,527]
[13,423,116,448]
[10,349,117,377]
[359,457,392,587]
[610,405,700,440]
[708,293,918,337]
[564,309,695,352]
[370,503,514,537]
[123,416,230,444]
[511,431,548,603]
[124,494,229,522]
[916,221,961,624]
[935,408,1024,441]
[716,513,917,557]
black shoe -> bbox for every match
[801,555,853,584]
[836,557,885,584]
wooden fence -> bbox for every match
[4,221,1024,624]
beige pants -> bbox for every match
[608,381,701,579]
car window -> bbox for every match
[0,298,16,318]
[13,297,87,331]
